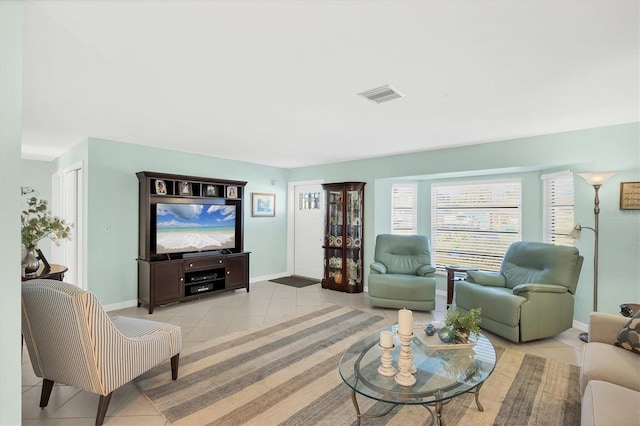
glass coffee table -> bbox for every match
[339,323,496,425]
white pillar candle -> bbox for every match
[380,330,393,348]
[398,309,413,335]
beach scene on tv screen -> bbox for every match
[156,203,235,254]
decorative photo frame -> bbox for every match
[620,181,640,210]
[206,185,218,197]
[227,186,239,199]
[155,179,167,195]
[252,193,276,217]
[179,181,192,196]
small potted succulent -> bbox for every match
[443,308,482,344]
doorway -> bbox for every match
[51,162,84,288]
[288,181,324,280]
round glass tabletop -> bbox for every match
[338,322,496,405]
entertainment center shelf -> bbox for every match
[136,171,249,314]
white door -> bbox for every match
[293,183,324,279]
[51,162,84,288]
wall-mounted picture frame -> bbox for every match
[206,184,219,197]
[252,193,276,217]
[227,186,238,199]
[179,181,192,196]
[620,181,640,210]
[155,179,167,195]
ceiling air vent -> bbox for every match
[358,85,404,104]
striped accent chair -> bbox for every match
[21,280,182,426]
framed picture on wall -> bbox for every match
[620,182,640,210]
[252,193,276,217]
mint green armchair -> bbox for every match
[454,241,583,342]
[368,234,436,311]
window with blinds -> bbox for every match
[431,180,521,271]
[542,171,575,246]
[391,183,417,235]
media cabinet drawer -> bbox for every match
[185,257,225,270]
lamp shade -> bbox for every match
[578,172,615,186]
[570,224,582,239]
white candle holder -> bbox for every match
[377,344,396,376]
[394,332,416,386]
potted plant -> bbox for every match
[21,193,72,275]
[444,307,482,344]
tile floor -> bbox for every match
[22,280,586,425]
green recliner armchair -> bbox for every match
[454,241,583,342]
[368,234,436,311]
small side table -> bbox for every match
[445,265,477,309]
[22,264,68,282]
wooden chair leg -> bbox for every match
[39,379,55,407]
[171,353,180,380]
[95,392,112,426]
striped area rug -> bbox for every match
[136,304,581,425]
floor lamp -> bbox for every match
[571,171,615,342]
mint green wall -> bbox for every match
[21,159,57,259]
[19,124,640,328]
[22,160,54,199]
[0,2,23,423]
[78,138,287,305]
[287,123,640,325]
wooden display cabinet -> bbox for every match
[321,182,365,293]
[136,171,250,313]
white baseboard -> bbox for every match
[103,299,138,312]
[572,319,588,332]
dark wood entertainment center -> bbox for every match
[137,171,249,314]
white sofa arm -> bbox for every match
[588,312,629,344]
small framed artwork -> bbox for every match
[227,186,239,199]
[155,180,167,195]
[206,185,219,197]
[179,181,192,196]
[252,193,276,217]
[620,182,640,210]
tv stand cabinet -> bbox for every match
[136,171,249,314]
[138,252,250,314]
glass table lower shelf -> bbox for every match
[338,323,497,426]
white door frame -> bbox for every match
[287,179,324,276]
[51,161,85,289]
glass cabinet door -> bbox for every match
[326,190,343,285]
[322,182,365,293]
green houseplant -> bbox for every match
[444,307,482,344]
[21,194,72,275]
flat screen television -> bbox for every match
[155,202,236,255]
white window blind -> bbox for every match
[431,180,521,271]
[391,183,417,235]
[542,171,575,246]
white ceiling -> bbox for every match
[21,0,639,168]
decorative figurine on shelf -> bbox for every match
[20,188,72,277]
